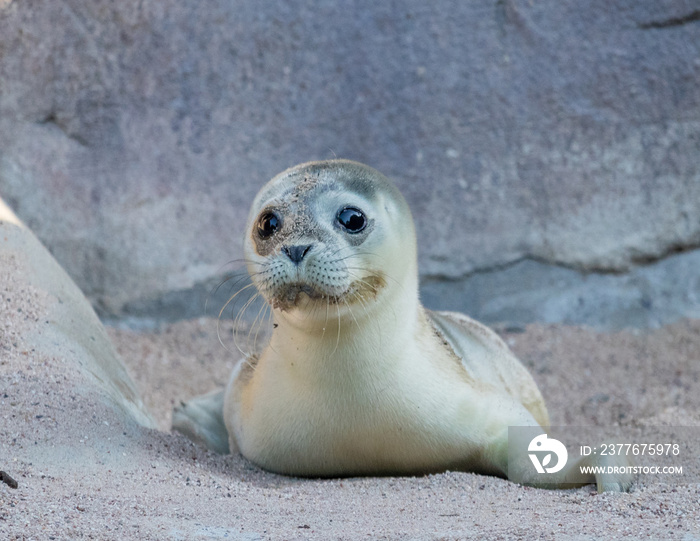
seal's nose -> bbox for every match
[282,244,312,265]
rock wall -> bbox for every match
[1,0,698,328]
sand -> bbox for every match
[2,298,700,539]
[1,205,700,540]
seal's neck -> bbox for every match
[266,272,421,377]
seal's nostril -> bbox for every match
[282,244,312,265]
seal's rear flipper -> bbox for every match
[172,389,230,454]
[503,427,635,492]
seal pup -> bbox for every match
[173,159,632,491]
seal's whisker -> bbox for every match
[218,282,257,321]
[216,282,258,355]
[345,295,362,329]
[352,287,373,324]
[209,266,268,310]
[249,293,271,356]
[218,257,258,269]
[232,290,265,358]
[216,320,235,356]
[330,302,341,357]
[352,287,371,314]
[346,271,386,300]
[322,295,330,340]
[346,267,401,289]
[226,285,259,352]
[335,251,378,262]
[327,244,377,260]
[311,296,325,323]
[206,271,249,314]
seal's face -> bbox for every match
[244,160,415,317]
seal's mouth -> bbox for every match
[282,283,323,302]
[267,283,338,311]
[266,276,386,312]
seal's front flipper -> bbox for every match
[172,389,229,454]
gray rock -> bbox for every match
[0,1,698,325]
[421,249,700,330]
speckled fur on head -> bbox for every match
[244,159,415,314]
[248,160,410,226]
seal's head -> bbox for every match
[244,160,416,320]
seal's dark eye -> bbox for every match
[257,211,281,239]
[337,207,367,233]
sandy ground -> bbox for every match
[2,236,700,539]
